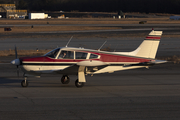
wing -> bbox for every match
[52,60,108,74]
[53,60,108,82]
[54,64,79,75]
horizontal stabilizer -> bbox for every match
[123,59,167,67]
[151,60,167,64]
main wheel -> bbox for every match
[75,79,84,88]
[21,80,28,87]
[61,75,70,84]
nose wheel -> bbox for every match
[21,77,28,87]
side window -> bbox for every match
[58,50,74,59]
[75,52,87,59]
[89,54,98,59]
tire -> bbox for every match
[75,79,84,88]
[21,80,28,87]
[61,75,70,84]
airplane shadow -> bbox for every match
[0,77,22,87]
[0,77,78,88]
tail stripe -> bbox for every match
[145,36,161,40]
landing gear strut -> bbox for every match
[75,79,84,88]
[21,77,28,87]
[61,75,70,84]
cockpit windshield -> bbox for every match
[44,48,60,58]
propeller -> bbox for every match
[11,45,20,77]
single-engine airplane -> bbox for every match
[11,30,166,88]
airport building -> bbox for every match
[0,4,27,18]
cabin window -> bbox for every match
[45,48,60,58]
[58,50,74,59]
[75,52,87,59]
[89,54,98,59]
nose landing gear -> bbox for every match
[21,77,28,87]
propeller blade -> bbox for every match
[15,45,19,77]
[15,45,18,59]
[17,65,19,77]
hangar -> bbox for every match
[0,4,27,18]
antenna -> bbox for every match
[114,44,119,52]
[65,36,73,47]
[98,41,107,51]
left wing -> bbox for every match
[54,60,108,82]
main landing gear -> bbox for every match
[61,75,70,84]
[75,79,84,88]
[61,75,85,88]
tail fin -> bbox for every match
[128,30,163,59]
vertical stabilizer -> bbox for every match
[129,30,163,59]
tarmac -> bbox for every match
[0,62,180,119]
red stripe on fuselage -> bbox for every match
[99,53,150,63]
[146,36,161,40]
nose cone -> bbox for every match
[11,59,20,65]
